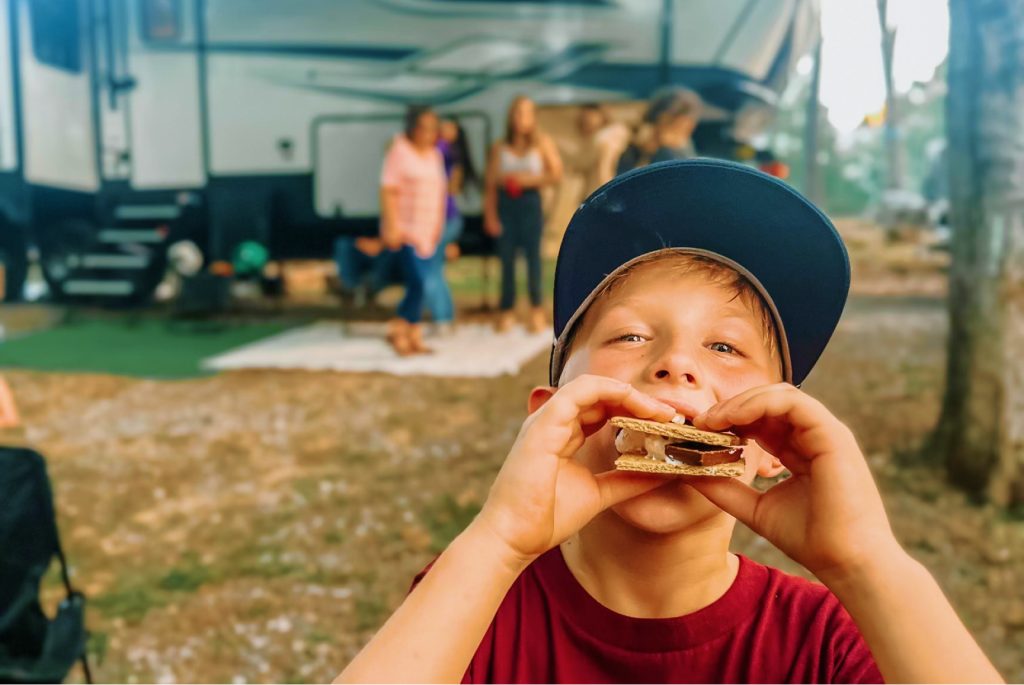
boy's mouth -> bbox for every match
[650,397,706,425]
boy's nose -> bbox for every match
[648,347,701,388]
[654,368,696,384]
[655,368,696,384]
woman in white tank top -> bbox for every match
[484,96,563,333]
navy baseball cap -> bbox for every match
[550,158,849,387]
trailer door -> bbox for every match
[98,0,204,189]
[93,0,132,181]
[17,0,98,192]
[129,0,204,188]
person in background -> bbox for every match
[379,105,446,355]
[565,103,631,196]
[616,87,703,175]
[484,95,563,334]
[755,149,790,180]
[423,118,479,335]
[332,235,399,308]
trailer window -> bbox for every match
[29,0,82,73]
[141,0,182,42]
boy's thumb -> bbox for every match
[684,477,761,529]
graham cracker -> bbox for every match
[609,416,744,447]
[614,454,746,478]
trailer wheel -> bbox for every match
[0,216,30,303]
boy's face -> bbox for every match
[548,263,784,535]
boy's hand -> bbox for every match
[475,375,675,569]
[690,383,900,582]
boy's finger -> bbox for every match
[734,390,831,433]
[699,385,810,432]
[693,383,785,430]
[577,405,608,428]
[544,376,674,427]
[682,477,761,530]
[594,469,674,509]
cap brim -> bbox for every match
[550,159,849,386]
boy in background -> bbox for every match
[339,160,1002,683]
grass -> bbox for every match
[158,555,215,592]
[354,596,389,632]
[0,314,298,378]
[422,494,482,553]
[92,563,213,623]
[322,530,344,545]
[234,546,302,581]
[91,582,165,624]
[92,546,302,623]
[292,477,319,503]
[87,631,109,666]
[445,256,556,304]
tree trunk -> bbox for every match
[876,0,907,190]
[803,38,823,206]
[932,0,1024,507]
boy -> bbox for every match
[338,160,1002,683]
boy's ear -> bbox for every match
[756,452,787,479]
[528,386,557,415]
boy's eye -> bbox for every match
[613,333,646,344]
[709,342,738,354]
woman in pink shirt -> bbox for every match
[380,106,447,355]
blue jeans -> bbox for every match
[333,237,398,297]
[396,245,434,324]
[423,216,463,324]
[497,190,543,310]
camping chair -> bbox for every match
[0,447,91,684]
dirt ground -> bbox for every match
[2,220,1022,683]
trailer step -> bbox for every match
[98,228,166,244]
[64,279,135,296]
[113,204,181,221]
[80,253,150,269]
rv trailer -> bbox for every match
[0,0,818,303]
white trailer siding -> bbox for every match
[202,0,662,177]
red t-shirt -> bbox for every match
[412,548,883,683]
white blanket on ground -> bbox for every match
[202,321,552,377]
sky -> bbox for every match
[815,0,949,133]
